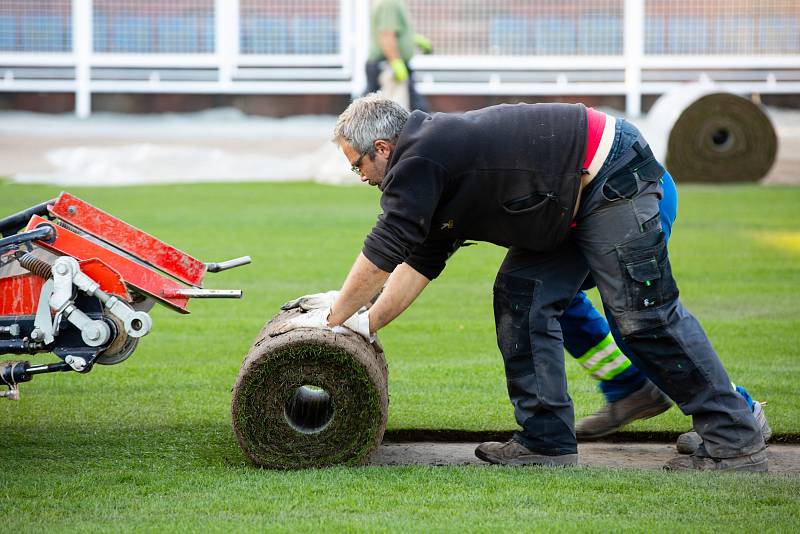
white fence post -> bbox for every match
[73,0,92,118]
[624,0,644,118]
[339,0,352,76]
[216,0,239,90]
[351,0,369,98]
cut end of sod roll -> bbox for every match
[231,309,389,469]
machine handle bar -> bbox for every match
[205,256,251,273]
[0,225,55,254]
[0,199,56,237]
[162,288,243,299]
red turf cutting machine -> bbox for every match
[0,192,250,400]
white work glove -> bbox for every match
[269,306,374,343]
[281,290,339,311]
[332,309,374,343]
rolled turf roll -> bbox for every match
[643,84,777,183]
[231,309,388,469]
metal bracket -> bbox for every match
[25,255,152,347]
[31,279,55,345]
[101,295,152,338]
[58,256,152,339]
[64,355,88,372]
[0,324,20,337]
[50,257,111,347]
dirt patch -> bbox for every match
[370,442,800,473]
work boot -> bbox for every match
[474,439,578,466]
[664,449,768,472]
[576,380,672,439]
[676,400,772,454]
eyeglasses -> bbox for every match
[350,150,369,176]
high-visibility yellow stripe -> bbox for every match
[576,334,614,365]
[576,333,634,380]
[593,355,633,380]
[583,344,620,372]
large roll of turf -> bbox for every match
[231,309,388,469]
[643,84,777,183]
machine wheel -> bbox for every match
[96,315,139,365]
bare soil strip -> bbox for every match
[370,442,800,473]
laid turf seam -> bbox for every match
[384,429,800,444]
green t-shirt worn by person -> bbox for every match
[369,0,415,62]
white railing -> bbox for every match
[1,0,798,117]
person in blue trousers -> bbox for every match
[560,170,771,451]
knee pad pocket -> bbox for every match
[494,273,537,379]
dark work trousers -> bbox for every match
[365,60,429,112]
[493,118,764,458]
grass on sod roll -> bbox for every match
[1,181,799,531]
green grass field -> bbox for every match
[1,181,799,532]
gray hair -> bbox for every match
[333,92,410,154]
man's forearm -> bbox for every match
[368,262,430,331]
[328,253,391,327]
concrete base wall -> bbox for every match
[1,92,798,116]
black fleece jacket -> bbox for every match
[362,103,588,280]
